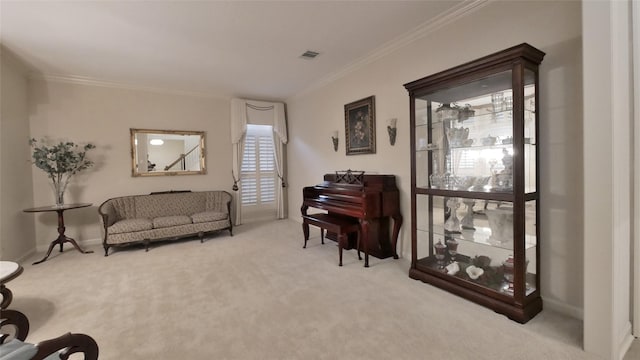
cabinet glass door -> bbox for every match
[415,71,517,193]
[415,194,536,296]
[415,98,430,188]
[524,69,537,193]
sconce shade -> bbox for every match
[387,118,397,146]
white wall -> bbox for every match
[0,49,36,261]
[286,0,583,316]
[27,79,232,251]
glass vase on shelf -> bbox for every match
[434,241,447,269]
[444,198,461,233]
[445,238,459,262]
[502,254,515,293]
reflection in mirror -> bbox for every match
[130,128,206,177]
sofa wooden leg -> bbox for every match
[144,239,150,252]
[198,231,204,243]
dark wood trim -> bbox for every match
[409,269,542,323]
[404,43,545,93]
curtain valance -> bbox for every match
[230,98,287,144]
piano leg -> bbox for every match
[356,230,362,261]
[302,222,309,248]
[338,233,346,266]
[301,205,309,248]
[359,219,370,267]
[391,213,403,259]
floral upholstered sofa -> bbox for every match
[98,190,232,255]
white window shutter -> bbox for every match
[241,126,276,206]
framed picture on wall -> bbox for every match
[344,95,376,155]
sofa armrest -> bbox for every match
[33,333,99,360]
[223,191,232,216]
[1,309,29,342]
[1,309,98,360]
[205,191,233,213]
[98,200,118,228]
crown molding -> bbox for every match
[28,73,231,100]
[290,0,491,100]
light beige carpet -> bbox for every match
[2,219,623,359]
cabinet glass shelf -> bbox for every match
[415,107,536,127]
[416,142,535,152]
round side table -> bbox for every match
[0,261,23,309]
[23,203,94,265]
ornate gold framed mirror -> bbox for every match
[130,128,206,177]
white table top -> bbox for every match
[0,261,22,283]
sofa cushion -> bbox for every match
[191,211,228,224]
[153,215,192,229]
[136,193,206,219]
[109,218,153,234]
[0,339,38,360]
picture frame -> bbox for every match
[344,95,376,155]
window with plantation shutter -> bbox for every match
[241,125,276,208]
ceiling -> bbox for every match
[1,1,469,100]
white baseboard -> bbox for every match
[618,322,635,360]
[542,296,583,320]
[15,249,36,265]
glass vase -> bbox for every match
[52,181,66,207]
[434,240,447,269]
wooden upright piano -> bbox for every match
[301,172,403,260]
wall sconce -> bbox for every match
[387,118,397,145]
[331,131,339,152]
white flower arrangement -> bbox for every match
[30,138,95,205]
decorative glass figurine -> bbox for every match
[444,198,461,233]
[502,254,515,293]
[461,199,475,230]
[435,103,459,122]
[445,238,459,262]
[434,240,447,269]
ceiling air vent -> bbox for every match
[300,50,320,59]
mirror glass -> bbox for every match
[131,128,206,177]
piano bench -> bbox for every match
[302,213,363,267]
